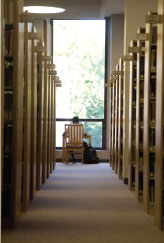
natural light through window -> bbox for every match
[53,20,105,148]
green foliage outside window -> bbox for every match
[53,20,105,147]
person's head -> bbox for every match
[72,116,79,124]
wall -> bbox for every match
[47,19,52,55]
[106,14,124,160]
[110,14,124,73]
[123,0,157,180]
[100,0,124,17]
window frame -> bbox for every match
[51,19,108,150]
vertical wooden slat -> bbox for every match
[22,21,32,212]
[12,0,24,226]
[155,0,164,230]
[30,26,37,200]
[42,53,48,184]
[36,42,44,190]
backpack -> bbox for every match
[83,142,99,164]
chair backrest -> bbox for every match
[65,124,83,146]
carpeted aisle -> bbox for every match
[2,163,164,243]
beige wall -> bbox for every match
[106,14,124,159]
[123,0,157,179]
[110,14,124,73]
[100,0,124,17]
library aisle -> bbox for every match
[2,163,164,243]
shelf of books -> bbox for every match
[117,58,124,179]
[48,63,56,174]
[35,41,46,190]
[2,0,25,228]
[47,62,51,178]
[106,1,164,231]
[46,58,53,178]
[143,11,157,214]
[29,26,39,200]
[106,80,114,169]
[52,73,57,170]
[111,75,116,171]
[107,71,119,173]
[22,20,33,212]
[128,40,137,191]
[42,53,50,184]
[135,27,146,200]
[109,81,113,168]
[114,65,119,174]
[155,0,164,230]
[1,0,5,192]
[51,71,56,171]
[54,76,62,166]
[108,62,124,178]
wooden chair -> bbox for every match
[62,124,84,164]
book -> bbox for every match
[5,61,13,88]
[5,29,14,55]
[149,180,155,206]
[152,25,157,44]
[151,49,156,72]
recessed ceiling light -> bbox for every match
[24,6,65,14]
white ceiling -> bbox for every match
[24,0,125,19]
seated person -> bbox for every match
[63,116,87,163]
[72,116,87,135]
[63,116,87,136]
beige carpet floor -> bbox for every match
[2,163,164,243]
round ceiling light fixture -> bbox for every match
[24,6,65,14]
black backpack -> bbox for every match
[83,142,99,164]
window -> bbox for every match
[53,20,106,148]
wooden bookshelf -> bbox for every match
[155,0,164,230]
[48,64,56,174]
[51,73,55,171]
[22,20,32,212]
[1,0,5,194]
[42,54,49,184]
[128,40,138,191]
[2,0,24,228]
[29,26,39,200]
[35,41,46,190]
[47,61,52,178]
[1,0,58,228]
[107,2,164,231]
[53,75,57,170]
[143,11,157,213]
[114,66,119,174]
[109,81,113,168]
[135,27,146,200]
[118,58,124,179]
[111,75,116,171]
